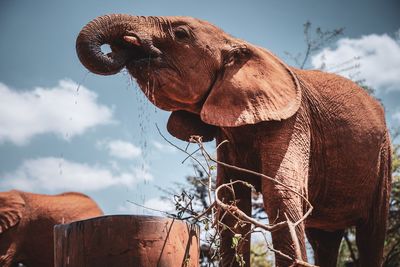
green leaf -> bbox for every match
[231,234,242,249]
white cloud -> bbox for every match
[311,30,400,92]
[97,139,141,159]
[0,157,152,191]
[118,197,175,215]
[393,111,400,123]
[144,198,175,212]
[152,140,177,153]
[0,79,113,145]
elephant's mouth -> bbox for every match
[122,37,183,111]
[119,34,163,67]
[122,36,176,92]
[126,45,152,63]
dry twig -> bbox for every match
[155,126,317,266]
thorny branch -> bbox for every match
[152,125,316,266]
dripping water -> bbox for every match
[76,71,89,93]
[58,154,63,176]
[123,67,159,211]
[63,71,90,139]
[58,72,90,187]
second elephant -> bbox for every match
[0,190,103,267]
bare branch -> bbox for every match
[154,129,316,266]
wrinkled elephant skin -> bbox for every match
[76,14,391,267]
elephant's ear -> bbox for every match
[200,45,301,127]
[0,191,25,234]
[167,110,217,142]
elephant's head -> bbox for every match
[76,14,301,141]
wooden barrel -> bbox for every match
[54,215,199,267]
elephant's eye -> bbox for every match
[173,27,190,41]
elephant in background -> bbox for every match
[0,190,103,267]
[76,14,391,267]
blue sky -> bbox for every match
[0,0,399,214]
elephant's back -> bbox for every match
[295,69,388,230]
[296,68,387,144]
[56,192,104,219]
[23,191,103,221]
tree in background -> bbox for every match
[384,138,400,266]
[284,21,344,70]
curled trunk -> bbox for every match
[76,14,136,75]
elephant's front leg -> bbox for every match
[262,184,308,266]
[217,178,252,267]
[260,131,310,265]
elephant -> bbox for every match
[76,14,391,267]
[0,190,103,267]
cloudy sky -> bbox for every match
[0,0,399,214]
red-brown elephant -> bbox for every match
[0,190,103,267]
[76,14,391,267]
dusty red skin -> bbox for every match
[76,14,391,267]
[0,190,103,267]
